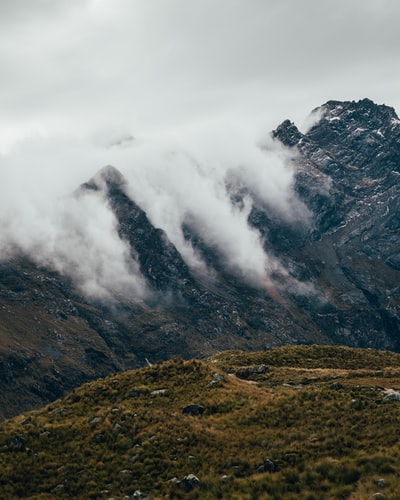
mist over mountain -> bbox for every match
[0,126,305,301]
[1,98,400,419]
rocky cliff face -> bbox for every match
[271,98,400,350]
[1,98,399,418]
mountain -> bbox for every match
[270,98,400,350]
[1,345,400,499]
[1,98,400,419]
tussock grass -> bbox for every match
[1,345,400,498]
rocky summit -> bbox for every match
[271,98,400,350]
[1,98,400,419]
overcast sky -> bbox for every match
[1,0,399,155]
[1,0,399,298]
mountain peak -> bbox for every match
[272,119,304,147]
[78,165,126,194]
[93,165,126,189]
[272,99,400,151]
[311,98,400,132]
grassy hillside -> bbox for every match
[1,345,400,499]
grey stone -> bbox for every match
[207,372,225,387]
[89,416,101,425]
[383,390,400,402]
[120,469,132,475]
[150,389,167,397]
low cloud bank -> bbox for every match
[0,122,311,301]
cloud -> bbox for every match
[0,119,307,298]
[1,0,400,152]
[111,123,309,289]
[0,138,147,303]
[0,183,147,304]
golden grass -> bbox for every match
[0,345,400,498]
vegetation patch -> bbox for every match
[1,345,400,498]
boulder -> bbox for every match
[9,435,26,452]
[133,491,147,499]
[383,389,400,402]
[178,474,200,491]
[182,404,205,416]
[257,459,276,472]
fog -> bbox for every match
[0,121,308,299]
[123,129,306,287]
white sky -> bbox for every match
[0,0,399,299]
[1,0,399,156]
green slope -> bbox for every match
[1,345,400,499]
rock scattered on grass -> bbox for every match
[132,490,146,499]
[178,474,200,491]
[182,404,205,416]
[383,389,400,402]
[257,459,276,473]
[9,435,26,452]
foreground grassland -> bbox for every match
[1,345,400,499]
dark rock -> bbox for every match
[178,474,200,491]
[235,364,268,379]
[132,491,147,500]
[350,399,362,410]
[257,459,276,472]
[128,388,144,398]
[9,435,26,452]
[272,119,304,147]
[182,404,205,416]
[93,433,105,443]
